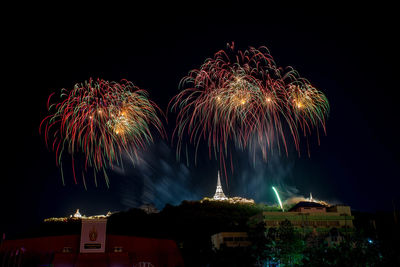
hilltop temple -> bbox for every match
[202,172,255,204]
[213,172,228,200]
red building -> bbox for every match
[0,234,184,266]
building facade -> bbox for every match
[0,218,183,267]
[249,202,354,235]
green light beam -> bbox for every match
[272,186,284,212]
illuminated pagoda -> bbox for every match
[72,209,82,218]
[213,172,228,200]
[201,171,254,204]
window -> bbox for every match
[84,243,101,249]
[62,247,72,253]
[113,246,123,252]
[136,262,155,267]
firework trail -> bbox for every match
[272,186,284,211]
[170,43,329,178]
[40,78,164,186]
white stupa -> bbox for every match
[213,172,228,200]
[73,209,82,218]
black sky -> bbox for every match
[2,3,399,236]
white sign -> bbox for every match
[80,218,107,253]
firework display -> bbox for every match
[170,44,329,174]
[272,186,284,211]
[40,78,164,186]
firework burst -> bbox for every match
[40,78,164,186]
[170,43,329,176]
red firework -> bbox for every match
[170,43,329,177]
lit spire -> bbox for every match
[213,171,228,200]
[73,209,82,218]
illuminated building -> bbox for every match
[201,172,255,204]
[249,202,354,235]
[44,209,113,223]
[0,211,183,267]
[72,209,82,218]
[213,171,228,200]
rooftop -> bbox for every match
[288,201,327,211]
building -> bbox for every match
[289,201,327,213]
[201,172,255,204]
[213,171,228,200]
[249,202,354,235]
[72,209,82,218]
[211,232,251,250]
[1,235,184,266]
[0,215,183,267]
[44,209,112,223]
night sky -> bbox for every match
[3,3,399,236]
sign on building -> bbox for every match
[80,218,107,253]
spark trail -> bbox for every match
[170,43,329,178]
[40,78,164,186]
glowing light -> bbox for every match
[73,209,82,218]
[272,186,284,211]
[213,171,228,200]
